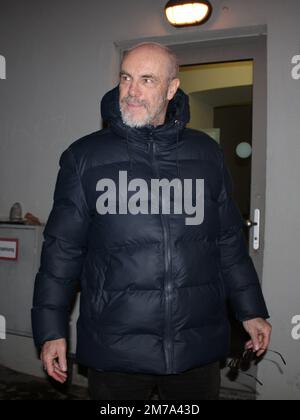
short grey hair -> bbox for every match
[121,42,179,81]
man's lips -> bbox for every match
[126,102,145,108]
[122,98,147,109]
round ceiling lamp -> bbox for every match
[165,1,213,28]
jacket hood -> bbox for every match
[100,86,191,180]
[101,86,190,129]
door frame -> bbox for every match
[115,29,267,282]
[172,36,267,280]
[115,27,268,399]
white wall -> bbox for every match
[1,0,300,399]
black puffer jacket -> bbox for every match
[32,87,269,374]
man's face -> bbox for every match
[119,47,179,128]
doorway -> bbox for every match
[172,36,267,278]
[179,60,254,245]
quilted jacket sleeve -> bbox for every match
[31,148,91,347]
[217,150,269,322]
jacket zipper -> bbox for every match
[149,139,173,374]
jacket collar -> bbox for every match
[100,86,190,151]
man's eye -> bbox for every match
[143,78,154,84]
[121,75,131,82]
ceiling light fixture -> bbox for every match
[165,0,213,27]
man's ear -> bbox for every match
[167,78,180,101]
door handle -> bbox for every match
[245,209,260,250]
[245,219,257,228]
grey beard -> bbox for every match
[120,102,167,128]
[120,102,152,128]
[121,113,153,128]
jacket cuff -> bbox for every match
[230,285,270,322]
[31,307,69,347]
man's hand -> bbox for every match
[40,338,68,384]
[243,318,272,357]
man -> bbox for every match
[32,43,271,400]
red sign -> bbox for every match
[0,238,19,261]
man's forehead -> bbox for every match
[121,48,170,75]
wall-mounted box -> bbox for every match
[0,224,44,337]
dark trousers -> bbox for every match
[88,362,220,400]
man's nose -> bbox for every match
[128,80,140,97]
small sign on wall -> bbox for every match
[0,238,19,261]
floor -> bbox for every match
[0,364,251,400]
[0,365,89,400]
[0,365,163,400]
